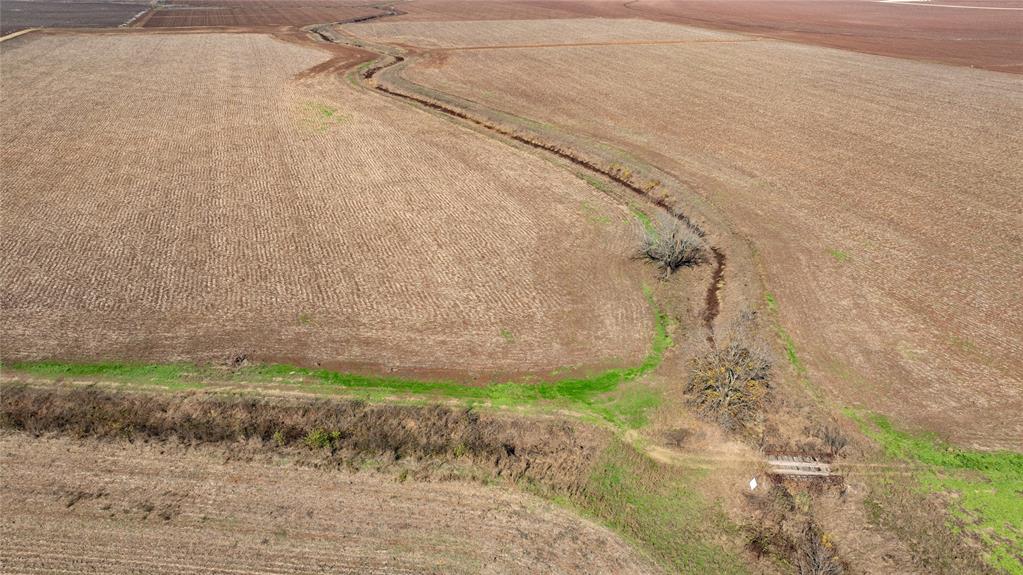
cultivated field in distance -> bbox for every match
[0,31,650,379]
[362,16,1023,449]
[139,0,387,28]
[0,0,149,35]
[382,0,1023,73]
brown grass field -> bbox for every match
[0,432,656,574]
[356,17,1023,449]
[0,31,650,380]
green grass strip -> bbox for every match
[848,410,1023,574]
[4,289,670,429]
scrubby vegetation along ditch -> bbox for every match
[0,384,752,574]
[637,213,706,278]
[2,290,671,431]
[685,310,774,437]
[848,410,1022,574]
[745,483,847,575]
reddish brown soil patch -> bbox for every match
[624,0,1023,74]
[385,0,1022,73]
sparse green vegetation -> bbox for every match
[761,293,805,376]
[848,410,1023,574]
[580,200,612,224]
[568,440,749,574]
[301,101,346,131]
[578,171,613,194]
[826,248,850,263]
[630,205,658,238]
[304,428,341,449]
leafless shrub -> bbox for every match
[637,213,705,277]
[808,423,848,456]
[662,427,693,448]
[797,521,844,575]
[686,311,772,431]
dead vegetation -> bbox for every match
[860,475,998,574]
[0,383,606,492]
[686,311,772,433]
[745,483,847,575]
[637,213,706,277]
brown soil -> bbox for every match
[0,0,149,35]
[141,1,388,28]
[623,0,1023,74]
[366,18,1023,449]
[0,431,658,574]
[0,30,651,380]
[383,0,1023,73]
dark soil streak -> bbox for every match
[368,68,726,337]
[703,247,725,343]
[374,82,705,236]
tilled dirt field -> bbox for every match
[0,31,651,380]
[352,17,739,48]
[0,0,149,35]
[140,0,387,28]
[359,18,1023,449]
[381,0,1023,73]
[0,432,658,574]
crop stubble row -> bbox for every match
[0,32,650,377]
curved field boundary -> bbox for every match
[2,287,672,430]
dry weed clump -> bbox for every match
[807,422,849,456]
[0,383,607,492]
[796,521,845,575]
[686,312,772,432]
[745,483,846,574]
[638,213,706,277]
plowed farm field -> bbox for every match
[0,31,650,380]
[140,0,387,28]
[355,18,1023,448]
[0,432,657,574]
[380,0,1023,73]
[0,0,149,35]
